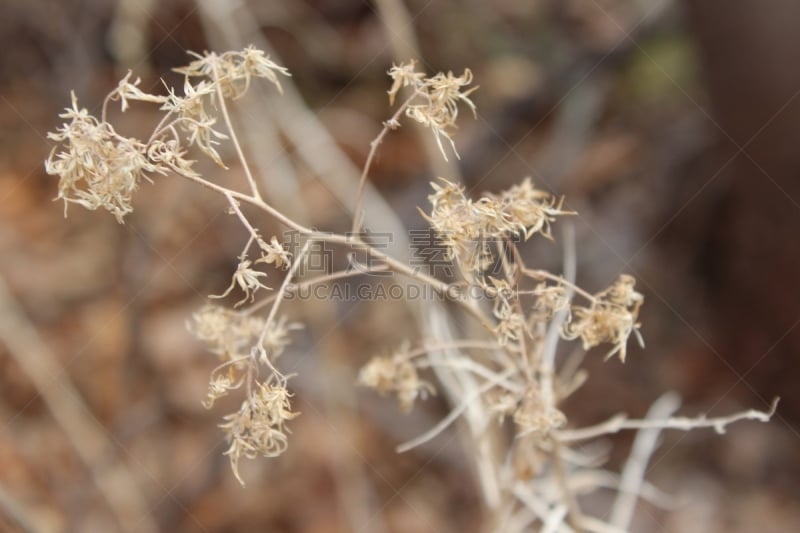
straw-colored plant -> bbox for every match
[46,47,776,531]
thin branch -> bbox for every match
[256,240,312,379]
[417,358,524,394]
[540,222,576,408]
[557,398,779,443]
[396,369,515,453]
[261,241,311,344]
[523,267,595,303]
[178,172,310,233]
[352,94,416,234]
[224,191,261,243]
[210,53,263,201]
[551,438,585,530]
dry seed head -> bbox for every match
[174,46,291,99]
[490,178,573,240]
[111,70,167,111]
[256,236,292,269]
[424,178,571,272]
[161,80,228,167]
[492,295,525,346]
[44,93,155,223]
[513,391,567,436]
[203,369,244,409]
[387,61,477,160]
[210,257,271,307]
[190,304,262,359]
[530,282,570,321]
[358,344,435,412]
[220,379,299,485]
[561,274,644,362]
[387,60,426,105]
[188,305,301,362]
[147,138,199,178]
[189,305,298,362]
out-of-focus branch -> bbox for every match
[0,482,39,533]
[0,275,157,533]
[557,397,778,443]
[609,392,681,530]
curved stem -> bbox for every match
[351,93,416,234]
[176,170,499,340]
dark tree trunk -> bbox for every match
[684,0,800,418]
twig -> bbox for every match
[557,397,779,443]
[259,240,311,348]
[396,369,514,453]
[351,94,416,234]
[243,264,391,314]
[541,223,584,529]
[540,223,577,408]
[522,267,595,303]
[210,53,263,201]
[551,439,585,531]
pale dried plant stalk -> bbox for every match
[46,47,776,528]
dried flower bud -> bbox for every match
[210,257,271,307]
[203,369,243,409]
[220,380,299,485]
[111,70,167,111]
[561,274,644,362]
[513,392,567,436]
[174,46,291,99]
[387,61,477,160]
[257,236,292,269]
[45,93,156,223]
[531,282,569,320]
[358,344,435,412]
[423,178,571,272]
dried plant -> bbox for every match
[46,48,776,530]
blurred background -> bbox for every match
[1,0,799,531]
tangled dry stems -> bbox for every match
[45,49,776,530]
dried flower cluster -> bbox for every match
[358,343,435,412]
[44,93,157,222]
[47,47,775,528]
[44,47,300,484]
[562,274,644,362]
[219,379,299,485]
[45,47,291,222]
[190,306,295,366]
[387,60,478,160]
[175,46,290,99]
[189,298,300,484]
[423,178,572,272]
